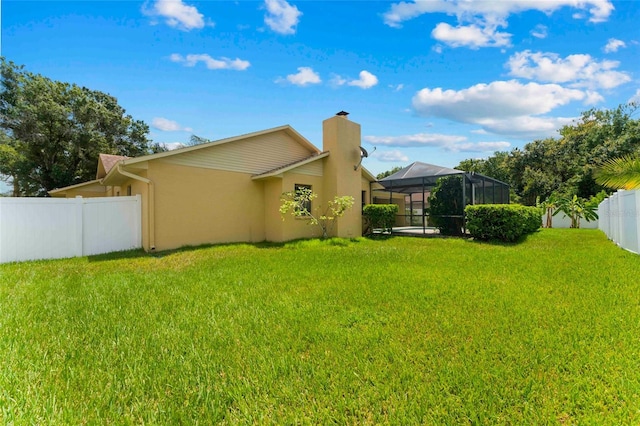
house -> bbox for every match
[50,113,378,252]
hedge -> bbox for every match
[465,204,542,242]
[363,204,398,234]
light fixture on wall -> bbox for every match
[354,146,375,171]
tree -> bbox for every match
[376,166,403,180]
[187,134,211,147]
[0,59,165,196]
[427,175,464,236]
[455,103,640,205]
[279,186,355,239]
[594,155,640,190]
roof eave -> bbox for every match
[48,179,105,196]
[252,152,329,180]
[122,125,320,168]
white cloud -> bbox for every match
[389,83,404,91]
[170,54,250,71]
[277,67,321,86]
[383,0,613,27]
[264,0,302,35]
[411,80,594,139]
[530,24,547,39]
[152,117,192,132]
[432,22,511,48]
[372,150,409,162]
[506,50,631,89]
[331,71,379,89]
[364,133,466,148]
[448,141,511,153]
[383,0,613,48]
[629,89,640,104]
[584,91,605,105]
[365,132,510,153]
[475,116,577,139]
[348,71,379,89]
[329,74,347,87]
[413,80,586,122]
[604,38,626,53]
[144,0,206,31]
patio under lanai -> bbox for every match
[372,162,510,236]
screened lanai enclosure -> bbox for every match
[372,162,509,235]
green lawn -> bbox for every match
[1,229,639,424]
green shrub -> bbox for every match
[465,204,542,242]
[363,204,398,234]
[428,175,464,236]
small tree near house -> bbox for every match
[280,187,355,239]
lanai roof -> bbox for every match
[378,161,465,193]
[380,162,464,182]
[377,161,508,195]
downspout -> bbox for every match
[117,164,156,251]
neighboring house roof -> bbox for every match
[252,152,330,180]
[97,154,129,179]
[49,179,107,196]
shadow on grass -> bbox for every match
[463,230,540,247]
[87,237,367,262]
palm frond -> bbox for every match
[594,155,640,190]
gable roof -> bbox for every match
[97,154,129,179]
[101,125,320,185]
[123,125,317,168]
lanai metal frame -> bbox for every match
[374,162,510,235]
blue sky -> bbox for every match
[2,0,639,182]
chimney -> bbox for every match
[322,112,362,237]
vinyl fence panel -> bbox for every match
[82,197,141,256]
[541,211,599,229]
[0,195,141,263]
[598,189,640,254]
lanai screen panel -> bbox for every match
[376,161,510,234]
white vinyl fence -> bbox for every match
[0,195,141,263]
[598,189,640,254]
[543,210,599,229]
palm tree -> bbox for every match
[595,155,640,190]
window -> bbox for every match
[294,184,312,215]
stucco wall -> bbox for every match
[280,172,325,241]
[149,161,266,251]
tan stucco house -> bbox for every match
[50,113,379,252]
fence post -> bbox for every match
[135,194,142,248]
[635,190,640,254]
[75,196,84,257]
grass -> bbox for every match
[1,229,639,424]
